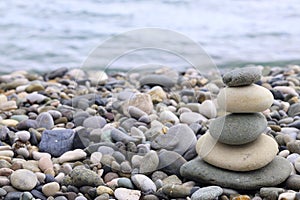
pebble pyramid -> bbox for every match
[180,67,292,190]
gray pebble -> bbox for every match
[36,112,54,130]
[222,66,261,87]
[83,116,106,129]
[191,186,223,200]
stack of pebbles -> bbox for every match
[181,67,292,190]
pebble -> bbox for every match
[285,174,300,190]
[96,185,114,195]
[151,124,197,159]
[287,140,300,154]
[158,149,186,176]
[15,130,31,142]
[179,112,207,124]
[162,184,192,198]
[180,156,291,190]
[58,149,87,163]
[260,187,285,200]
[139,150,159,174]
[159,110,179,124]
[42,182,60,197]
[125,93,153,114]
[222,66,261,87]
[62,166,103,187]
[209,113,267,145]
[288,102,300,117]
[139,74,176,88]
[10,169,38,190]
[114,188,141,200]
[147,86,167,102]
[278,192,296,200]
[196,133,278,171]
[38,156,54,172]
[198,100,217,119]
[217,84,274,113]
[83,116,106,129]
[131,174,157,192]
[191,186,223,200]
[36,112,54,129]
[39,129,75,157]
[90,152,103,164]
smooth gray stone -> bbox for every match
[222,66,261,87]
[209,113,267,145]
[191,186,223,200]
[111,128,139,144]
[180,156,291,190]
[139,74,176,88]
[83,116,106,129]
[36,112,54,130]
[4,192,22,200]
[151,124,197,160]
[39,129,75,157]
[288,103,300,117]
[158,149,187,177]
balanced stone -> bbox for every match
[217,84,274,113]
[196,133,278,171]
[222,66,261,87]
[209,113,267,145]
[180,156,291,190]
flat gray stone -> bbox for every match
[191,186,223,200]
[139,74,176,88]
[180,156,291,190]
[209,113,267,145]
[222,66,261,87]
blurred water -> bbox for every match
[0,0,300,73]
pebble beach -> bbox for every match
[0,65,300,200]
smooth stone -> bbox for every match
[44,67,68,80]
[39,129,75,157]
[287,141,300,154]
[15,131,31,142]
[217,84,274,113]
[3,192,22,200]
[179,112,207,124]
[0,188,7,196]
[278,192,296,200]
[38,156,53,172]
[159,110,179,124]
[260,187,285,200]
[97,146,114,155]
[162,184,192,198]
[26,92,47,103]
[42,182,60,197]
[289,120,300,129]
[209,113,267,145]
[198,100,217,119]
[96,186,114,195]
[128,106,147,119]
[83,116,106,129]
[157,149,187,177]
[288,103,300,117]
[180,156,291,190]
[25,83,44,92]
[32,151,51,160]
[111,128,139,144]
[90,152,102,164]
[222,66,261,87]
[196,133,278,171]
[151,124,197,160]
[114,188,141,200]
[58,149,87,163]
[117,178,134,189]
[73,111,90,126]
[139,150,159,174]
[191,186,223,200]
[131,174,157,192]
[125,93,153,115]
[0,176,10,186]
[62,166,103,187]
[10,169,38,190]
[0,119,18,127]
[0,150,14,157]
[36,112,54,129]
[285,174,300,190]
[139,74,176,88]
[0,101,17,111]
[16,119,38,130]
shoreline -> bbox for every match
[0,65,299,199]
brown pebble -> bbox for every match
[231,195,251,200]
[269,125,281,132]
